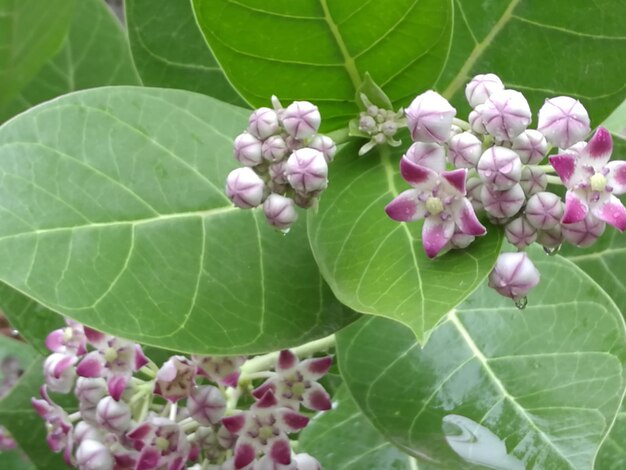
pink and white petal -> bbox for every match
[453,199,487,236]
[581,127,612,166]
[277,409,309,432]
[134,345,149,370]
[76,352,104,378]
[399,157,437,188]
[45,329,65,353]
[136,447,160,470]
[256,389,278,409]
[562,191,589,224]
[592,194,626,231]
[421,218,455,259]
[83,327,107,348]
[221,371,240,388]
[302,382,331,411]
[234,441,257,469]
[277,350,298,372]
[107,374,129,401]
[384,190,426,222]
[251,381,275,400]
[126,421,153,441]
[269,438,292,466]
[549,154,576,186]
[441,169,467,195]
[300,356,332,380]
[607,161,626,195]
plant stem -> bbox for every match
[546,175,563,185]
[527,164,555,173]
[452,118,470,131]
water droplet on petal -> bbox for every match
[543,244,561,256]
[514,296,528,310]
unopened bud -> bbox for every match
[293,191,316,209]
[359,114,377,132]
[43,353,76,394]
[562,215,605,247]
[283,101,321,139]
[466,175,484,211]
[511,130,548,165]
[74,422,101,446]
[538,96,590,149]
[309,134,337,162]
[482,90,531,141]
[263,194,298,230]
[247,107,279,140]
[525,192,563,230]
[76,439,113,470]
[505,216,537,249]
[75,378,107,407]
[225,167,266,209]
[481,184,525,219]
[233,132,263,166]
[520,166,547,197]
[559,141,586,157]
[404,142,446,172]
[293,453,322,470]
[381,120,398,136]
[469,105,487,134]
[262,135,288,162]
[465,73,505,108]
[268,161,288,186]
[95,397,131,434]
[405,90,456,143]
[285,148,328,194]
[537,224,563,250]
[188,386,226,426]
[448,132,482,168]
[477,146,522,189]
[488,252,540,301]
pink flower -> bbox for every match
[126,417,190,470]
[32,386,74,465]
[45,319,87,356]
[192,355,245,387]
[154,356,196,403]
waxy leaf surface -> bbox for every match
[337,249,626,469]
[0,87,356,354]
[308,142,502,342]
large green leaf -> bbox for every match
[126,0,245,106]
[300,385,421,469]
[0,0,75,106]
[192,0,453,130]
[308,142,502,343]
[437,0,626,123]
[0,0,140,122]
[0,87,356,355]
[337,249,626,469]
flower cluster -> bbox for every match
[32,318,328,469]
[226,97,336,232]
[385,73,626,304]
[356,93,404,155]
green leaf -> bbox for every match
[0,0,75,106]
[192,0,453,130]
[0,87,356,355]
[337,248,626,469]
[300,385,421,469]
[437,0,626,122]
[603,99,626,140]
[126,0,245,106]
[308,141,502,343]
[0,335,38,374]
[595,409,626,469]
[0,0,140,122]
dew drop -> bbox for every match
[514,296,528,310]
[543,244,561,256]
[10,329,19,337]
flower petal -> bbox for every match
[277,409,309,432]
[83,327,107,347]
[441,169,467,194]
[251,381,274,400]
[234,441,257,469]
[592,194,626,231]
[107,374,129,401]
[607,161,626,195]
[582,127,612,166]
[255,389,278,409]
[453,199,486,236]
[45,330,65,353]
[221,414,246,434]
[301,356,332,380]
[421,218,455,258]
[277,350,297,371]
[399,157,437,188]
[562,191,588,224]
[549,154,576,186]
[302,382,331,411]
[269,438,292,465]
[76,352,104,378]
[384,189,426,222]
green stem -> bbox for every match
[452,118,470,131]
[527,164,555,173]
[546,175,563,185]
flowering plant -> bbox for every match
[0,1,625,469]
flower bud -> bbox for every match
[225,167,266,209]
[511,130,548,165]
[466,175,484,211]
[269,160,288,185]
[520,166,547,197]
[488,252,540,301]
[449,231,475,250]
[294,453,322,470]
[477,146,522,189]
[405,90,456,143]
[505,216,537,249]
[187,386,226,426]
[482,89,531,141]
[481,184,525,219]
[538,96,590,149]
[469,105,487,134]
[74,421,101,446]
[525,192,563,230]
[43,353,77,394]
[76,439,113,470]
[285,148,328,194]
[559,140,586,157]
[537,224,563,250]
[248,107,279,140]
[293,191,316,209]
[562,215,606,247]
[155,356,196,403]
[282,101,321,139]
[262,135,288,162]
[95,396,131,434]
[309,134,337,162]
[75,377,107,407]
[404,142,446,172]
[359,114,377,133]
[448,132,482,168]
[233,132,263,166]
[263,194,298,230]
[465,73,505,108]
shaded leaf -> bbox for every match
[337,248,626,469]
[126,0,245,106]
[0,87,356,355]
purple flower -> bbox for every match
[0,426,16,451]
[32,386,74,464]
[404,142,446,173]
[488,252,540,301]
[549,127,626,231]
[262,135,289,162]
[519,166,547,197]
[385,158,486,258]
[405,90,456,143]
[154,356,196,403]
[45,319,87,356]
[43,352,77,394]
[538,96,590,149]
[126,417,190,470]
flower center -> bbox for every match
[589,173,606,192]
[259,425,275,441]
[62,327,73,342]
[425,197,444,215]
[155,436,169,451]
[103,347,118,363]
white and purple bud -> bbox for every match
[404,142,446,173]
[448,230,476,250]
[233,132,263,167]
[293,453,322,470]
[192,355,245,387]
[481,184,525,219]
[537,224,564,250]
[511,130,548,165]
[285,148,328,194]
[73,421,101,446]
[45,320,86,355]
[262,135,288,162]
[448,132,482,168]
[225,167,266,209]
[488,252,540,301]
[505,216,537,249]
[465,73,505,108]
[154,356,196,403]
[76,439,113,470]
[559,140,586,157]
[520,166,547,197]
[248,107,280,140]
[405,90,456,143]
[187,385,226,426]
[469,105,487,134]
[293,191,316,209]
[269,160,288,186]
[359,114,377,133]
[537,96,590,149]
[263,194,298,230]
[309,134,337,162]
[525,192,563,230]
[482,89,532,141]
[477,146,522,190]
[466,175,484,211]
[75,377,107,407]
[282,101,321,139]
[562,215,606,247]
[96,396,131,434]
[43,353,77,394]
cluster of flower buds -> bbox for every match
[32,318,329,469]
[0,355,23,451]
[226,97,336,232]
[385,73,626,306]
[356,94,404,155]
